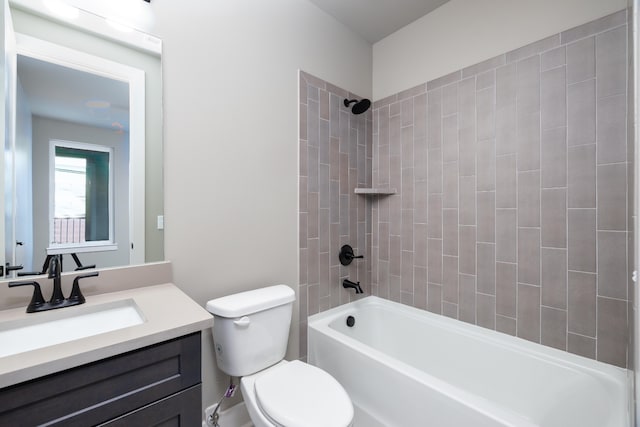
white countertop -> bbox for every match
[0,283,213,388]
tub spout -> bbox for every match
[343,279,363,294]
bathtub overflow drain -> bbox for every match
[346,315,355,327]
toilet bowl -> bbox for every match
[241,360,353,427]
[206,285,354,427]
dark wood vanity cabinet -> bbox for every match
[0,332,202,426]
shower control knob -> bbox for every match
[339,245,363,266]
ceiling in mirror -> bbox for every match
[17,55,130,131]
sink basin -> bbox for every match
[0,299,145,358]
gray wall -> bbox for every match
[151,0,373,412]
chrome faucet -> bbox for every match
[8,255,98,313]
[343,279,363,294]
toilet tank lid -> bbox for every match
[206,285,295,318]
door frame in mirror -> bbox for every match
[15,33,145,265]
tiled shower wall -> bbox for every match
[370,10,631,368]
[298,71,372,358]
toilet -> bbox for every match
[206,285,354,427]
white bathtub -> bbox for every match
[308,296,630,427]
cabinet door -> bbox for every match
[0,332,201,426]
[100,385,201,427]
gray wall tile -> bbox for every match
[477,191,496,243]
[518,170,541,227]
[463,54,506,78]
[596,26,627,98]
[541,307,567,350]
[459,274,477,323]
[541,188,567,248]
[427,283,443,314]
[597,297,628,367]
[568,79,596,146]
[568,333,596,359]
[477,87,496,140]
[516,55,541,114]
[597,163,627,230]
[477,293,496,330]
[458,77,476,129]
[541,248,567,309]
[517,111,541,171]
[428,238,443,284]
[442,84,458,116]
[443,255,459,303]
[443,161,459,208]
[507,34,559,63]
[496,208,517,263]
[459,176,476,225]
[414,223,428,267]
[496,103,517,155]
[518,228,541,286]
[443,302,459,319]
[477,139,496,191]
[560,10,626,44]
[496,262,517,317]
[568,271,596,337]
[598,231,628,300]
[597,94,627,164]
[496,154,517,208]
[443,209,459,256]
[459,126,476,176]
[568,144,596,208]
[541,127,567,188]
[476,69,496,90]
[443,115,459,162]
[541,46,566,71]
[541,66,567,130]
[496,63,517,107]
[568,209,597,272]
[517,283,541,342]
[496,315,517,336]
[477,243,496,294]
[459,226,476,275]
[567,37,595,84]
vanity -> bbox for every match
[0,3,207,424]
[0,263,213,425]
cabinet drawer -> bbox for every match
[0,332,201,426]
[100,385,202,427]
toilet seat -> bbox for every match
[253,360,353,427]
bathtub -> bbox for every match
[307,296,630,427]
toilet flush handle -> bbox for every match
[233,316,251,328]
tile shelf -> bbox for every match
[353,188,397,195]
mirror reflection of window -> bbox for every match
[49,140,114,250]
[54,155,86,244]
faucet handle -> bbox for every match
[9,281,46,313]
[68,272,99,304]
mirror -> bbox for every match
[2,0,163,274]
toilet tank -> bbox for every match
[206,285,295,377]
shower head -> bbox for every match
[344,98,371,115]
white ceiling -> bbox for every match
[308,0,451,43]
[17,55,130,132]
